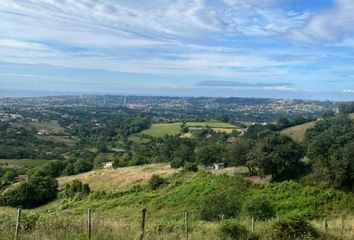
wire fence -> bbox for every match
[2,208,354,240]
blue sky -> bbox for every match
[0,0,354,100]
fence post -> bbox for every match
[185,212,189,240]
[88,209,92,240]
[139,208,147,240]
[324,219,328,232]
[251,217,255,233]
[14,208,21,240]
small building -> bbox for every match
[37,129,48,135]
[102,162,114,169]
[213,163,225,170]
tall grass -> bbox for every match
[0,210,352,240]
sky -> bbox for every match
[0,0,354,100]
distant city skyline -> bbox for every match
[1,0,354,101]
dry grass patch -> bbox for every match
[58,164,179,190]
[281,121,316,142]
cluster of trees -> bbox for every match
[0,171,58,208]
[305,116,354,190]
[268,116,317,131]
[40,152,96,178]
[63,179,90,198]
[0,123,68,159]
[113,126,305,183]
[338,102,354,114]
[116,113,354,191]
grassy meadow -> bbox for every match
[1,164,353,240]
[282,113,354,142]
[129,121,242,143]
[281,121,316,142]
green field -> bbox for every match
[141,122,182,137]
[0,159,52,168]
[185,122,237,128]
[29,121,65,133]
[282,113,354,142]
[129,122,242,142]
[281,121,316,142]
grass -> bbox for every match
[281,121,316,142]
[141,123,182,137]
[29,121,65,133]
[129,122,243,142]
[185,122,237,128]
[58,163,179,191]
[282,114,354,142]
[1,163,353,239]
[0,159,52,168]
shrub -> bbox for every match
[271,216,320,239]
[217,220,249,240]
[243,195,275,221]
[170,158,184,169]
[148,175,165,190]
[183,162,198,172]
[0,175,58,208]
[199,191,241,221]
[2,169,17,182]
[64,179,90,198]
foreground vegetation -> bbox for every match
[0,167,353,239]
[1,98,354,239]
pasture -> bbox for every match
[281,121,316,142]
[129,121,242,142]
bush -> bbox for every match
[148,175,165,190]
[64,179,90,198]
[183,162,198,172]
[2,169,17,182]
[217,220,249,240]
[243,195,275,221]
[199,191,241,221]
[170,158,184,169]
[0,175,58,208]
[271,216,320,239]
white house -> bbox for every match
[213,163,225,170]
[102,162,114,169]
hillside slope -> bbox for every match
[59,163,179,190]
[281,121,316,142]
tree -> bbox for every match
[246,133,304,181]
[0,174,58,208]
[74,159,93,174]
[305,116,354,189]
[183,162,198,172]
[2,169,17,182]
[330,141,354,190]
[196,144,224,167]
[338,102,354,114]
[64,179,90,198]
[225,139,252,166]
[148,175,165,190]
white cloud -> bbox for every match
[0,39,48,51]
[0,0,351,89]
[288,0,354,43]
[343,89,354,93]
